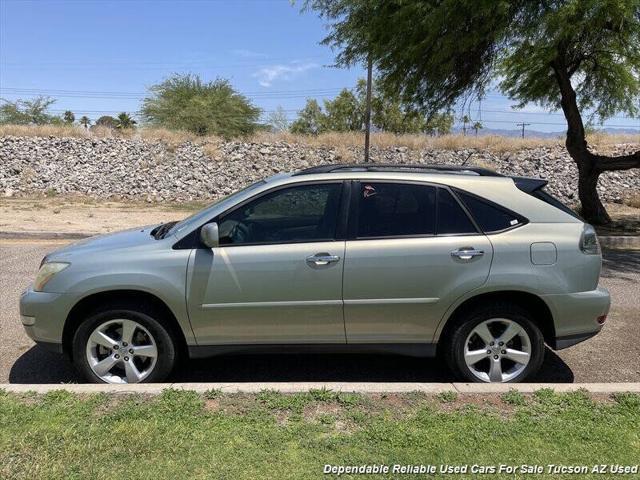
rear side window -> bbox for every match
[357,183,436,238]
[437,189,478,235]
[457,190,525,233]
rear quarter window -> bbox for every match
[456,190,526,233]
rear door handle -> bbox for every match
[451,248,484,260]
[306,253,341,266]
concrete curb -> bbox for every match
[1,382,639,395]
[0,231,96,240]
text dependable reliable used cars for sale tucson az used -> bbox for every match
[20,164,611,384]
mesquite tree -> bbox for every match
[306,0,640,224]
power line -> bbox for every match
[0,87,346,99]
[4,87,638,123]
[0,59,329,71]
[0,54,327,67]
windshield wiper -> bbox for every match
[151,221,178,240]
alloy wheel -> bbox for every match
[463,318,532,383]
[85,319,158,384]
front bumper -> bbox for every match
[543,286,611,350]
[19,287,75,348]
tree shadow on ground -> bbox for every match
[601,249,640,280]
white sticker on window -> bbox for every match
[363,185,377,198]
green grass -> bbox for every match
[0,389,639,479]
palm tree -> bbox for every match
[79,116,91,129]
[63,110,75,124]
[473,121,483,137]
[115,112,137,130]
[461,115,470,136]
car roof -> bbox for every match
[291,163,502,177]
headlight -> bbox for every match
[33,262,70,292]
[579,224,600,255]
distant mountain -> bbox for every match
[453,127,639,139]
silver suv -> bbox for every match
[20,164,610,384]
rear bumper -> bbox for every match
[543,287,611,350]
[553,331,600,350]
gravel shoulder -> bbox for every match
[0,197,199,235]
[1,241,638,384]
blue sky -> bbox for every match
[1,0,638,134]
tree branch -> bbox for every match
[594,150,640,172]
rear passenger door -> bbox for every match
[342,181,493,344]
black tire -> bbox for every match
[443,303,545,383]
[72,307,177,384]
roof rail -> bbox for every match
[292,163,503,177]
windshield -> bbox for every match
[168,180,267,235]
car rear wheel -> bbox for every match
[445,304,545,383]
[72,308,177,384]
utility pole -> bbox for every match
[363,56,373,163]
[517,122,531,138]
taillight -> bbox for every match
[579,224,600,255]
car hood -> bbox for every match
[46,225,159,261]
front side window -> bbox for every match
[217,183,342,245]
[357,183,436,238]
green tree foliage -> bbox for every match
[114,112,137,130]
[290,99,326,134]
[63,110,75,124]
[305,0,640,224]
[424,112,454,136]
[322,88,363,131]
[79,116,91,129]
[473,121,483,137]
[95,116,116,128]
[291,79,453,135]
[355,79,430,134]
[0,96,59,125]
[141,74,261,138]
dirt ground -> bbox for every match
[0,197,205,234]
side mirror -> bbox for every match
[200,222,219,248]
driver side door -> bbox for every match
[186,181,348,345]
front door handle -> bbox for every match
[306,253,341,266]
[451,248,484,260]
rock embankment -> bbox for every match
[0,135,638,204]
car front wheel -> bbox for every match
[72,308,177,384]
[445,304,545,383]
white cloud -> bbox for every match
[231,49,268,59]
[253,62,319,87]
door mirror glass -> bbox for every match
[200,222,219,248]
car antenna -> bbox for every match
[460,150,475,167]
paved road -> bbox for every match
[1,240,639,384]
